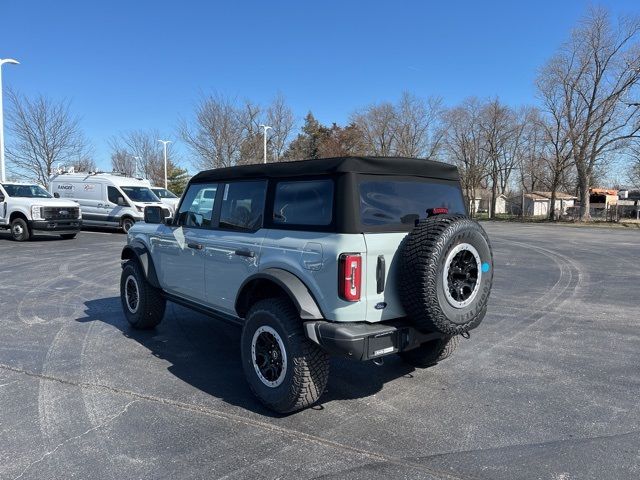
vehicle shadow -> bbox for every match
[76,297,418,416]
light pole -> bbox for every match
[259,124,272,164]
[0,58,19,183]
[133,156,142,178]
[158,140,171,189]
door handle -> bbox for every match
[187,242,203,250]
[235,249,255,258]
[376,255,386,293]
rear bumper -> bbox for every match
[303,319,445,361]
[30,219,82,234]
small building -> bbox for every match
[468,189,507,214]
[523,193,550,217]
[589,188,618,209]
[532,191,577,215]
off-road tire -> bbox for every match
[399,215,493,335]
[241,297,329,413]
[120,260,166,329]
[399,335,459,368]
[60,234,77,240]
[10,218,30,242]
[121,217,135,234]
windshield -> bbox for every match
[2,184,52,198]
[120,186,160,203]
[152,188,177,199]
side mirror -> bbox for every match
[144,206,164,224]
[117,196,128,207]
[53,192,60,198]
[0,194,4,202]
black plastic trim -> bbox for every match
[304,319,445,361]
[235,268,325,320]
[121,243,161,288]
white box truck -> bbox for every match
[49,172,171,233]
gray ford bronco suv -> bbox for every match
[120,157,493,413]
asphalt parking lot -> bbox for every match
[0,223,638,480]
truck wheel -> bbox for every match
[399,335,459,368]
[60,234,77,240]
[11,218,30,242]
[241,298,329,413]
[120,260,166,329]
[121,217,135,233]
[399,215,493,335]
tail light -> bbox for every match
[339,253,362,302]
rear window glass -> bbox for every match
[359,179,465,227]
[273,180,334,226]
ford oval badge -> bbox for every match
[375,302,387,310]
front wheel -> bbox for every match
[11,218,30,242]
[121,217,135,233]
[241,298,329,413]
[120,260,166,329]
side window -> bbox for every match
[107,186,121,204]
[176,183,218,228]
[219,181,267,231]
[273,179,334,226]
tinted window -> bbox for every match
[2,184,51,198]
[120,186,159,202]
[273,180,334,226]
[107,186,121,204]
[176,183,218,228]
[219,181,267,231]
[359,179,465,227]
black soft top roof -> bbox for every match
[190,156,459,183]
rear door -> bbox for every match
[203,180,268,316]
[358,176,467,322]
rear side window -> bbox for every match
[219,181,267,231]
[176,183,218,228]
[359,179,465,227]
[273,180,334,226]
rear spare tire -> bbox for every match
[399,215,493,335]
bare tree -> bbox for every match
[539,7,640,220]
[395,92,444,159]
[479,99,515,217]
[267,94,295,162]
[443,98,490,217]
[110,147,136,177]
[109,130,178,185]
[5,89,90,187]
[351,102,397,156]
[179,93,245,170]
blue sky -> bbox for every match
[1,0,638,170]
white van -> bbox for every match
[49,172,170,233]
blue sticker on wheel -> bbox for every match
[481,262,491,273]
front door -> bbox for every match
[151,182,219,303]
[203,180,268,316]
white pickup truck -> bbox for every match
[0,182,82,241]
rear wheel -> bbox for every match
[120,260,166,329]
[399,336,459,368]
[241,298,329,413]
[10,218,30,242]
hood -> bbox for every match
[29,197,80,207]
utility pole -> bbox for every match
[158,140,171,188]
[259,124,272,164]
[0,58,19,182]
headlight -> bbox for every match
[136,205,144,213]
[78,208,82,219]
[31,205,43,220]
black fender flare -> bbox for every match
[235,268,324,320]
[121,243,161,289]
